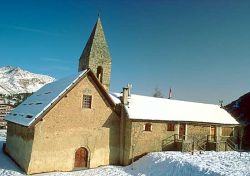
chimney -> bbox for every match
[127,83,132,97]
[122,87,129,105]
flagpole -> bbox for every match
[168,87,172,99]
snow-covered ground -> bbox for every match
[0,130,6,142]
[0,129,250,176]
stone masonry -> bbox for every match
[78,17,112,91]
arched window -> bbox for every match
[97,66,103,83]
[144,123,152,131]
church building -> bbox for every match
[4,17,240,174]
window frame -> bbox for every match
[82,95,92,109]
[167,123,175,131]
[221,127,234,137]
[144,123,152,132]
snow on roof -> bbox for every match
[109,93,121,104]
[4,70,88,126]
[110,93,239,125]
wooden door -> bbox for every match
[211,126,216,142]
[74,147,88,168]
[179,123,186,140]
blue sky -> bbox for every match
[0,0,250,104]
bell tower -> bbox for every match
[78,17,112,91]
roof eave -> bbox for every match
[127,117,239,125]
[29,69,116,127]
[28,70,90,127]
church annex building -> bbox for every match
[4,17,240,174]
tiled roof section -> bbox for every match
[110,93,239,125]
[4,70,88,126]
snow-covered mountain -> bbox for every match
[0,66,55,95]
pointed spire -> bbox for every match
[78,16,112,91]
[79,16,111,70]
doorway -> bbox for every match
[210,126,216,142]
[74,147,88,168]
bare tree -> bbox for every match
[152,87,164,98]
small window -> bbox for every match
[222,127,233,137]
[167,123,175,131]
[83,95,92,108]
[144,123,152,131]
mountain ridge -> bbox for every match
[0,66,55,95]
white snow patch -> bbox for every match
[0,131,249,176]
[0,130,6,142]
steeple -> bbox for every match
[78,17,112,91]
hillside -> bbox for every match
[0,66,55,95]
[225,92,250,124]
[225,92,250,149]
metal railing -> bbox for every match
[225,138,238,151]
[195,136,207,152]
[207,135,239,151]
[162,134,178,147]
[163,134,239,152]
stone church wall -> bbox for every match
[26,75,120,174]
[123,120,177,164]
[122,120,238,164]
[5,122,34,173]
